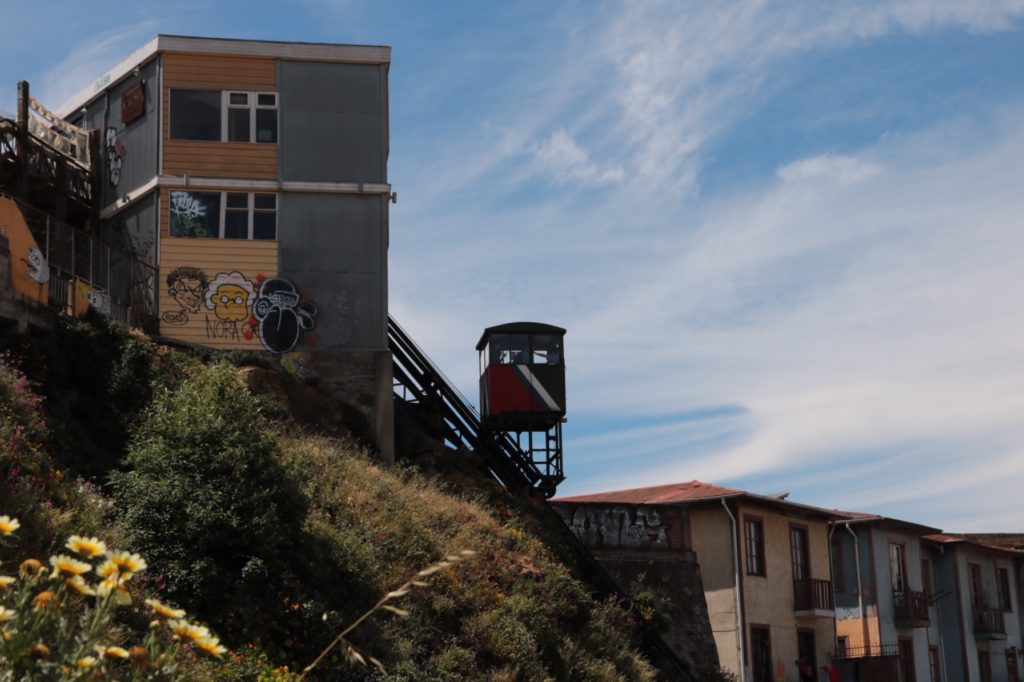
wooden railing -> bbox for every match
[794,578,834,612]
[893,589,930,626]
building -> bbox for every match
[553,480,840,682]
[923,534,1023,682]
[830,512,944,682]
[47,35,394,457]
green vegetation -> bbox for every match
[0,317,666,680]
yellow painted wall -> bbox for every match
[690,507,741,675]
[0,197,49,304]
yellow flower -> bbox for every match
[33,591,59,609]
[145,598,185,619]
[194,636,227,658]
[66,535,107,558]
[0,576,15,589]
[0,607,15,622]
[49,554,92,577]
[169,619,210,642]
[65,575,96,596]
[19,558,43,576]
[31,643,50,658]
[0,516,20,535]
[106,551,147,574]
[101,645,130,659]
[96,578,131,606]
[75,656,97,669]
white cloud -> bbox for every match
[776,153,882,184]
[534,130,624,186]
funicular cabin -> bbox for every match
[477,322,566,492]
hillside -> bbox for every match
[0,315,701,680]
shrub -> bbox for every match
[112,363,306,611]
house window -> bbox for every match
[1008,649,1020,682]
[225,91,278,143]
[979,648,992,682]
[836,636,849,659]
[969,563,983,608]
[997,567,1012,612]
[745,517,766,576]
[898,637,917,682]
[790,525,809,582]
[889,543,907,593]
[169,190,276,240]
[169,89,277,143]
[921,557,934,599]
[749,625,772,682]
[169,90,220,141]
[929,645,941,682]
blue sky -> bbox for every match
[3,1,1023,531]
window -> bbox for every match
[169,90,221,141]
[898,637,917,682]
[750,626,772,682]
[225,91,278,143]
[745,517,766,576]
[922,557,934,599]
[889,543,907,593]
[832,537,845,592]
[790,526,809,582]
[168,190,276,240]
[969,563,983,608]
[836,636,849,659]
[979,648,992,682]
[997,567,1012,612]
[169,89,277,143]
[929,645,942,682]
[1008,649,1020,682]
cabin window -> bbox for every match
[169,190,276,240]
[169,89,277,143]
[169,90,221,141]
[531,335,562,365]
[744,517,766,576]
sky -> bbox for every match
[2,1,1023,531]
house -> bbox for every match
[830,511,945,682]
[923,534,1023,682]
[553,480,840,682]
[49,35,395,458]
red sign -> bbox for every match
[121,81,145,124]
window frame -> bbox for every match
[889,542,907,594]
[222,90,278,144]
[969,562,984,608]
[744,516,766,577]
[168,189,277,241]
[997,567,1012,612]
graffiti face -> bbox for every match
[252,278,318,354]
[165,266,208,322]
[105,127,125,187]
[212,284,251,321]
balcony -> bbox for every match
[973,606,1006,639]
[794,578,834,616]
[893,590,930,627]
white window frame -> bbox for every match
[221,91,278,143]
[219,191,277,240]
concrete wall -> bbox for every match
[278,61,388,183]
[689,507,741,675]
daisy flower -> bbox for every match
[0,576,15,589]
[145,598,185,619]
[49,554,92,577]
[194,636,227,658]
[0,607,15,623]
[75,656,97,669]
[65,535,107,558]
[0,516,20,535]
[106,551,147,574]
[65,575,95,596]
[169,619,210,642]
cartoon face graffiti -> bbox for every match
[24,246,49,284]
[166,266,208,313]
[252,278,318,354]
[205,272,256,322]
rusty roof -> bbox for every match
[552,480,742,504]
[923,533,1024,556]
[830,510,941,534]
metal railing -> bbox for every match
[794,578,834,611]
[893,589,930,625]
[973,606,1005,636]
[835,641,899,660]
[4,193,156,329]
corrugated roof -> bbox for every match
[923,533,1024,555]
[552,480,742,504]
[831,510,941,534]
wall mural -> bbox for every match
[161,267,318,354]
[105,127,125,188]
[556,505,670,550]
[87,291,112,317]
[23,246,49,284]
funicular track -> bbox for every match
[388,316,694,680]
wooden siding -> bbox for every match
[158,187,278,350]
[162,52,278,179]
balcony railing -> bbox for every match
[973,606,1005,637]
[893,589,930,626]
[794,578,834,612]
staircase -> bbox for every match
[388,315,694,680]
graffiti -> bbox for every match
[23,246,49,284]
[557,505,670,550]
[161,266,208,326]
[280,352,311,380]
[169,191,211,237]
[105,127,125,187]
[252,278,318,354]
[87,291,112,317]
[204,272,256,341]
